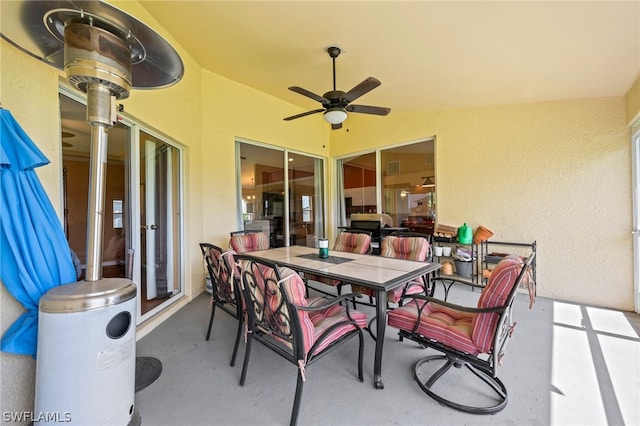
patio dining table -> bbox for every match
[241,245,441,389]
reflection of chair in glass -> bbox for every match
[304,230,372,297]
[199,243,243,366]
[235,255,367,426]
[229,231,269,253]
[230,230,262,236]
[387,253,536,414]
[352,233,433,308]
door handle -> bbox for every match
[149,225,158,230]
[142,224,158,230]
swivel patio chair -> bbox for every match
[235,254,367,426]
[303,230,372,297]
[387,253,536,414]
[199,242,244,367]
[229,231,270,253]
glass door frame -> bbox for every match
[130,123,185,323]
[632,127,640,313]
[59,85,185,325]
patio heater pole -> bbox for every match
[84,83,114,282]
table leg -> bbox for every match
[373,288,386,389]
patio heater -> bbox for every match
[1,1,183,425]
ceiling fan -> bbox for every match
[284,46,391,130]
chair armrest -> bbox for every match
[296,293,360,312]
[404,294,509,314]
[430,276,478,288]
[296,293,363,324]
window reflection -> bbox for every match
[238,142,324,247]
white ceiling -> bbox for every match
[139,1,640,115]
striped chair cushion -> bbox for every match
[278,267,317,353]
[307,301,367,355]
[351,279,425,303]
[388,255,526,356]
[333,232,371,254]
[471,255,523,352]
[278,267,367,357]
[387,299,478,354]
[304,273,341,287]
[230,232,270,253]
[352,235,429,302]
[379,235,429,261]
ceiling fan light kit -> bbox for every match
[284,46,390,130]
[324,107,348,124]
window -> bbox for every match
[113,200,123,228]
[302,195,312,222]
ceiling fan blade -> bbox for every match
[288,86,329,104]
[331,122,342,130]
[341,77,381,104]
[346,104,391,116]
[283,108,325,121]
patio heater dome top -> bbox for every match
[1,0,184,283]
[0,0,184,94]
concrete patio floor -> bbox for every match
[134,283,640,426]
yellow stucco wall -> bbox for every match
[0,37,64,424]
[332,98,632,310]
[626,74,640,128]
[199,70,330,251]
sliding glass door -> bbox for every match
[335,139,435,233]
[288,152,324,246]
[139,131,180,309]
[60,90,184,321]
[237,141,324,246]
[380,141,436,230]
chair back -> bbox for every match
[230,232,270,253]
[471,253,535,353]
[230,230,262,236]
[236,255,314,359]
[380,234,429,261]
[199,243,239,306]
[333,231,371,254]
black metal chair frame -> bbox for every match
[396,252,535,414]
[356,232,435,340]
[229,229,263,236]
[199,243,244,367]
[304,229,373,298]
[235,254,364,426]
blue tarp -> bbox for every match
[0,108,76,358]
